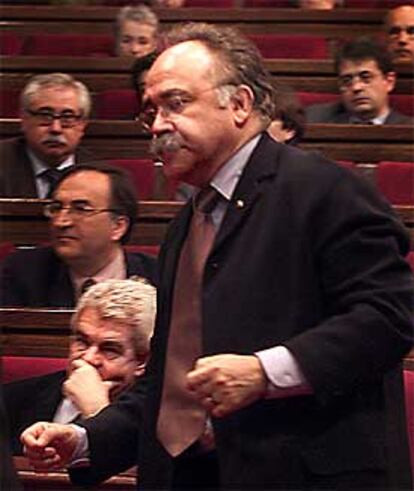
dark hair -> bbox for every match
[272,83,306,144]
[334,37,394,75]
[131,51,158,107]
[162,22,275,125]
[54,162,137,244]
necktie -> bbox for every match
[157,186,220,457]
[42,167,62,198]
[80,278,96,295]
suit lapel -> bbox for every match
[213,134,281,252]
[17,139,38,197]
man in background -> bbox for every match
[384,5,414,63]
[3,278,156,455]
[306,37,412,124]
[115,5,159,59]
[0,162,157,307]
[0,73,93,198]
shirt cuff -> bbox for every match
[255,345,313,398]
[67,424,90,468]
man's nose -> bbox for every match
[51,208,74,227]
[81,346,102,366]
[398,30,409,44]
[350,77,364,92]
[48,118,63,132]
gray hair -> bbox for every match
[20,73,92,118]
[163,22,275,126]
[72,277,157,358]
[115,5,159,39]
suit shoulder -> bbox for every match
[305,102,344,123]
[2,246,56,267]
[126,251,158,286]
[4,371,66,401]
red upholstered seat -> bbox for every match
[2,356,67,384]
[390,94,414,118]
[407,252,414,274]
[0,32,24,55]
[297,92,339,107]
[0,241,16,262]
[244,0,292,6]
[109,159,156,200]
[23,34,114,57]
[125,244,160,257]
[376,161,414,206]
[403,370,414,472]
[95,89,140,120]
[0,89,20,118]
[247,34,329,59]
[184,0,234,5]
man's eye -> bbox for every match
[389,27,401,36]
[359,73,373,83]
[72,203,92,212]
[166,96,189,114]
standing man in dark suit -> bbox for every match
[0,73,93,198]
[22,23,413,490]
[0,162,157,307]
[3,278,156,456]
[306,38,412,124]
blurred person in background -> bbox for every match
[384,5,414,63]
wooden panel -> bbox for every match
[14,456,136,490]
[0,57,412,94]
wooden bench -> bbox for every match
[1,56,412,94]
[1,120,413,163]
[0,5,388,38]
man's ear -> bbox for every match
[385,71,396,93]
[230,84,255,126]
[111,215,129,242]
[134,361,147,378]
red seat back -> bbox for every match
[244,0,292,6]
[390,94,414,118]
[0,241,16,262]
[247,34,329,59]
[2,356,67,384]
[0,32,24,55]
[376,161,414,205]
[297,92,339,107]
[185,0,234,5]
[403,370,414,472]
[406,252,414,274]
[95,89,140,120]
[125,244,160,257]
[23,34,114,57]
[109,159,155,200]
[0,89,20,118]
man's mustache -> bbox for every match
[149,132,185,159]
[42,134,67,145]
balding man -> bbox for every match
[385,5,414,63]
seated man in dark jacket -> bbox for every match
[0,162,157,307]
[3,277,156,455]
[0,73,94,198]
[306,37,412,125]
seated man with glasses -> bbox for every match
[3,277,156,455]
[0,162,157,307]
[384,5,414,63]
[305,37,412,125]
[0,72,94,198]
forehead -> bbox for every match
[339,59,380,74]
[76,306,131,341]
[55,171,111,201]
[29,86,80,110]
[145,41,218,96]
[388,7,414,25]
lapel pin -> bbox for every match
[236,199,245,209]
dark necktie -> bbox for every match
[42,167,62,198]
[80,278,96,295]
[157,186,220,457]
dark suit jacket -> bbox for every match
[3,371,66,455]
[0,246,158,307]
[305,101,413,124]
[0,137,94,198]
[72,134,414,489]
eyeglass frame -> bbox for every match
[25,108,85,128]
[44,200,120,219]
[138,83,237,132]
[337,69,386,91]
[70,332,137,363]
[388,26,414,37]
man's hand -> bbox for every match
[63,359,114,417]
[20,422,79,472]
[186,354,267,418]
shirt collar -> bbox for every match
[27,146,75,177]
[349,109,390,125]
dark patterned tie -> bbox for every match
[42,167,63,198]
[157,186,220,457]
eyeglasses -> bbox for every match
[71,334,133,362]
[138,84,233,132]
[388,26,414,37]
[44,200,119,219]
[338,70,379,90]
[25,109,84,128]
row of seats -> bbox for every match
[0,32,338,58]
[2,89,412,119]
